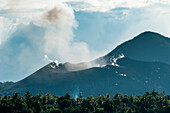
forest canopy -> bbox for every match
[0,90,170,113]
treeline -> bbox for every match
[0,90,170,113]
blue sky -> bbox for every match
[0,0,170,82]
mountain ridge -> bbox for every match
[1,31,170,96]
[1,57,170,96]
[95,31,170,66]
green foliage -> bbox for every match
[0,90,169,113]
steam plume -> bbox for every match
[44,54,59,66]
[34,4,91,63]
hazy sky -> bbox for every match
[0,0,170,82]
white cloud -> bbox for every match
[0,17,18,45]
[66,0,170,12]
[0,0,169,46]
[0,0,169,45]
[111,4,170,46]
[1,0,170,12]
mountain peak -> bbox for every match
[134,31,167,40]
[139,31,159,35]
[104,31,170,66]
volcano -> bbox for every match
[1,31,170,97]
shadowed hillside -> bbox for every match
[1,31,170,97]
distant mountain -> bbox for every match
[1,31,170,96]
[0,82,14,90]
[97,31,170,66]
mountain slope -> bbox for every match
[1,57,170,97]
[1,31,170,97]
[96,31,170,66]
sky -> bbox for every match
[0,0,170,82]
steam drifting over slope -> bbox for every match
[0,2,104,81]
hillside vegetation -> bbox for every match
[0,90,170,113]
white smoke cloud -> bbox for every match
[44,54,53,62]
[0,1,88,81]
[0,1,104,81]
[0,1,92,63]
[110,54,125,67]
[34,4,91,63]
[44,54,59,66]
